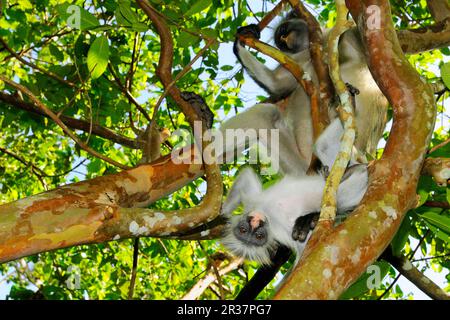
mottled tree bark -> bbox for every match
[274,0,436,299]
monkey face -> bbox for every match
[274,18,309,54]
[222,211,278,265]
[232,211,268,246]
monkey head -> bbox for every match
[222,209,283,265]
[274,12,309,54]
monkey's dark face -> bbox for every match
[233,211,268,246]
[274,18,309,54]
[222,210,278,265]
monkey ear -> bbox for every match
[313,118,344,169]
[222,167,263,216]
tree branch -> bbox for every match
[426,0,450,23]
[274,0,436,299]
[287,0,333,137]
[397,17,450,54]
[0,38,76,88]
[382,249,450,300]
[0,91,142,149]
[0,148,205,263]
[182,256,243,300]
[0,76,130,169]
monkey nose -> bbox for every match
[249,211,266,230]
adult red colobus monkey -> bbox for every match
[219,11,387,265]
[220,11,388,176]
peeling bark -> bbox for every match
[0,149,204,263]
[274,0,436,299]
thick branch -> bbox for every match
[0,148,204,263]
[397,18,450,54]
[274,0,436,299]
[382,249,450,300]
[136,0,223,226]
[0,92,142,149]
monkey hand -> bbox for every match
[180,91,214,129]
[233,24,261,57]
[292,212,320,242]
[236,24,261,39]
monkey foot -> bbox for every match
[292,212,320,242]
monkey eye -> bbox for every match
[255,232,265,240]
[239,226,247,234]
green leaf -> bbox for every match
[87,36,110,79]
[131,22,148,32]
[221,65,234,71]
[340,261,390,299]
[56,4,100,31]
[177,31,198,48]
[420,211,450,234]
[441,62,450,90]
[447,188,450,205]
[184,0,211,16]
[417,189,429,207]
[424,221,450,243]
[49,44,64,62]
[391,212,413,256]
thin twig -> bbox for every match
[0,76,130,169]
[127,238,140,299]
[0,38,76,87]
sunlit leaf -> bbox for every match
[87,36,110,79]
